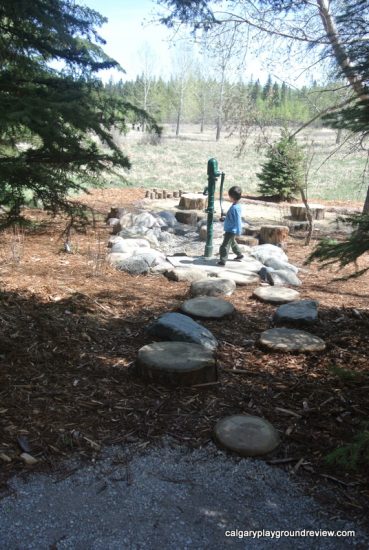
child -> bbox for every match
[218,185,244,266]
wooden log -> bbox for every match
[175,210,198,226]
[145,190,150,198]
[173,191,179,199]
[162,189,167,199]
[243,226,261,238]
[150,193,155,200]
[290,204,325,221]
[157,192,163,199]
[166,193,172,199]
[236,236,259,246]
[179,190,183,197]
[152,188,158,194]
[260,225,289,246]
[179,193,206,211]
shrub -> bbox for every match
[257,130,305,201]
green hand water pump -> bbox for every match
[204,158,225,258]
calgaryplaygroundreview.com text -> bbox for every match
[224,529,356,540]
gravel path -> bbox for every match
[1,443,367,549]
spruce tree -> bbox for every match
[0,0,158,226]
[256,130,304,201]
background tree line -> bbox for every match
[105,74,345,139]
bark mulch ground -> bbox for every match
[0,188,368,528]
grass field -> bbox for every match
[107,124,368,203]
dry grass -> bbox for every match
[103,124,368,203]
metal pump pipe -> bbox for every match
[204,158,224,258]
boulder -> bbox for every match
[115,257,150,275]
[264,257,299,273]
[147,312,218,351]
[107,252,132,265]
[133,250,166,267]
[158,211,177,228]
[180,297,235,319]
[190,278,236,297]
[217,270,260,286]
[250,244,288,264]
[136,342,217,386]
[259,328,326,352]
[253,286,300,304]
[273,300,319,325]
[110,238,151,254]
[266,270,302,287]
[214,415,279,457]
[118,227,159,247]
[165,268,208,283]
[151,261,174,274]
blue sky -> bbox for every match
[83,0,173,80]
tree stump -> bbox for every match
[179,190,183,196]
[175,210,197,225]
[106,207,125,221]
[150,193,154,200]
[236,236,259,246]
[259,225,289,246]
[173,191,179,199]
[145,190,150,198]
[179,193,207,210]
[136,341,217,386]
[166,193,172,199]
[244,226,261,238]
[152,188,158,194]
[290,204,325,220]
[157,192,163,199]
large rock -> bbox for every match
[120,211,160,230]
[147,312,218,350]
[158,211,177,228]
[253,286,300,304]
[217,270,260,286]
[180,297,235,319]
[150,261,174,274]
[250,244,288,264]
[259,328,326,352]
[115,257,150,275]
[266,270,302,287]
[214,415,279,457]
[165,268,208,283]
[273,300,319,325]
[136,342,217,386]
[107,252,132,266]
[190,278,236,297]
[264,257,299,274]
[133,250,166,267]
[119,227,159,247]
[111,238,151,254]
[226,258,264,274]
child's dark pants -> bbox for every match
[219,232,242,262]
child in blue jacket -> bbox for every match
[218,186,244,266]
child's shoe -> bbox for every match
[217,261,226,266]
[234,255,244,262]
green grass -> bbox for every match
[103,124,368,203]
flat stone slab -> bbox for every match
[190,278,236,297]
[165,267,208,283]
[180,297,235,319]
[253,286,300,304]
[260,328,326,352]
[217,270,260,286]
[166,255,263,275]
[273,300,319,325]
[214,415,280,457]
[147,312,218,350]
[137,342,216,386]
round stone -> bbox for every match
[136,342,216,386]
[190,278,236,297]
[180,297,235,319]
[214,415,279,457]
[218,270,260,286]
[253,286,300,304]
[260,328,326,352]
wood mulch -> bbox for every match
[0,188,368,527]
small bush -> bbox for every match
[325,424,369,471]
[257,129,304,201]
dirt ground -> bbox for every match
[0,188,368,528]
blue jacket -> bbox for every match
[224,203,242,235]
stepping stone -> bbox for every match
[225,259,264,274]
[190,278,236,297]
[147,312,218,350]
[259,328,326,352]
[137,342,217,386]
[253,286,300,304]
[217,270,260,286]
[214,415,279,457]
[266,269,302,287]
[273,300,319,326]
[180,297,235,319]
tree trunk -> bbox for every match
[299,189,314,246]
[363,186,369,214]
